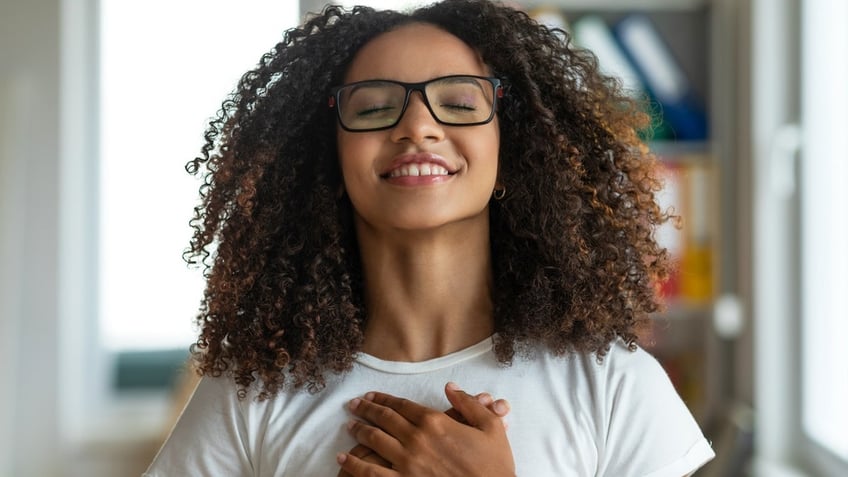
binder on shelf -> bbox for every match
[654,157,714,306]
[569,14,674,140]
[571,15,645,98]
[678,161,713,303]
[614,14,708,141]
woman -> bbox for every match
[145,1,714,475]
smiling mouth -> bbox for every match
[382,163,456,178]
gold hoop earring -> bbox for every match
[493,186,506,200]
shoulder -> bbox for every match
[536,339,669,392]
[577,340,689,426]
[584,341,716,477]
[507,340,676,418]
[504,341,713,475]
[595,340,671,387]
[145,376,259,476]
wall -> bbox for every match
[0,0,62,475]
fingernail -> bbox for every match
[446,381,460,391]
[349,398,361,410]
[477,393,494,405]
[494,400,510,414]
[337,453,347,464]
[346,419,356,431]
[364,392,375,401]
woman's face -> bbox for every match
[336,23,500,235]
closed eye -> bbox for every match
[356,106,396,116]
[440,103,477,111]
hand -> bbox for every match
[336,391,510,477]
[336,382,515,477]
[446,391,511,428]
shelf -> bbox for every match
[650,140,712,157]
[657,301,712,320]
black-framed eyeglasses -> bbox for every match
[328,75,504,132]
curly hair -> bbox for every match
[185,0,670,399]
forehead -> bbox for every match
[344,23,489,83]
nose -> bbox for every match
[389,91,445,144]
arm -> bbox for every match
[337,382,515,477]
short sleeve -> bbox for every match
[595,344,715,477]
[143,376,254,477]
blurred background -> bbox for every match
[0,0,845,475]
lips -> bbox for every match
[379,152,458,179]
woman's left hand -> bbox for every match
[336,382,515,477]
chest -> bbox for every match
[249,363,602,476]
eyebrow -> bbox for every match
[431,76,488,95]
[342,80,398,98]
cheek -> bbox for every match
[337,133,368,181]
[336,133,380,210]
[475,127,500,181]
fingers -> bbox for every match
[473,392,510,417]
[364,390,506,436]
[362,392,436,427]
[345,418,405,465]
[337,452,399,477]
[490,398,510,431]
[348,394,417,439]
[445,393,489,423]
[445,392,509,425]
[348,444,373,459]
[475,392,494,407]
[444,382,504,431]
[443,406,465,424]
[491,398,511,417]
[348,444,391,467]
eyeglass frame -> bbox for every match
[328,75,504,132]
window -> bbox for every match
[98,1,298,386]
[800,0,848,465]
[750,0,846,474]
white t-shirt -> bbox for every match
[145,337,714,476]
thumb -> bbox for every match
[444,382,500,431]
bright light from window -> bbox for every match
[801,0,848,460]
[99,1,299,351]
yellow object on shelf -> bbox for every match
[680,242,713,303]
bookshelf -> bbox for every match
[519,0,729,429]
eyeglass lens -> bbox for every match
[337,76,495,131]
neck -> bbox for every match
[356,217,495,362]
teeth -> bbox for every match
[388,163,450,178]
